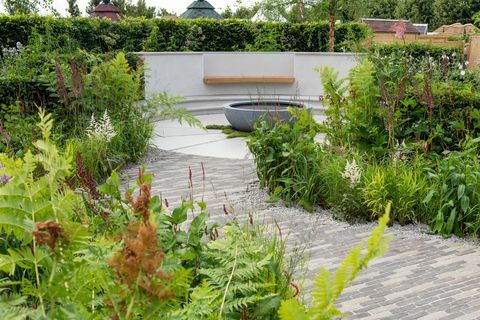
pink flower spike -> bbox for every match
[394,21,407,40]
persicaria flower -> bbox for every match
[393,21,407,39]
[341,159,361,188]
[86,110,116,142]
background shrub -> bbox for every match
[0,15,370,53]
[370,42,462,62]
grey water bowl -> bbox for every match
[223,100,309,132]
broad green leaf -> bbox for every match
[461,196,470,214]
[171,206,188,225]
[457,184,465,200]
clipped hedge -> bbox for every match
[370,42,462,61]
[0,15,370,53]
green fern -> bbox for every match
[0,111,78,248]
[179,223,290,319]
[316,66,349,146]
[147,92,204,129]
[0,291,41,320]
[279,206,391,320]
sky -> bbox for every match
[0,0,256,16]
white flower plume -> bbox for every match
[341,159,361,188]
[86,110,116,142]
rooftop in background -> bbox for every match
[433,23,479,36]
[180,0,222,20]
[413,23,428,35]
[361,18,419,34]
[90,0,121,21]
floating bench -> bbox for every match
[203,76,295,85]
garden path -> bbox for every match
[123,149,480,320]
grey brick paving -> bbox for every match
[124,150,480,319]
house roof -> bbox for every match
[361,18,419,34]
[413,24,428,35]
[180,0,222,20]
[90,2,121,21]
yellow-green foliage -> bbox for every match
[278,205,391,320]
[0,110,77,248]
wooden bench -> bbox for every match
[203,76,295,85]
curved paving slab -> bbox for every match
[123,150,480,320]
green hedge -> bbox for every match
[0,15,370,53]
[370,42,462,61]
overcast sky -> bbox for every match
[0,0,257,16]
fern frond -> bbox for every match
[37,109,53,141]
[279,207,392,320]
[148,92,204,129]
[278,298,308,320]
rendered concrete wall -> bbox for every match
[139,52,360,101]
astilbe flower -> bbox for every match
[111,176,173,301]
[33,220,66,250]
[86,110,116,142]
[341,159,361,188]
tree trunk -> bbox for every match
[328,0,335,52]
[297,0,304,22]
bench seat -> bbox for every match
[203,76,295,84]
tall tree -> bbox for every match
[86,0,101,14]
[328,0,335,52]
[3,0,53,14]
[432,0,480,27]
[67,0,81,16]
[395,0,434,26]
[364,0,397,19]
[222,2,259,20]
[125,0,156,18]
[158,8,175,17]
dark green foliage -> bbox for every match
[364,0,397,19]
[67,0,81,17]
[249,43,480,237]
[395,0,435,27]
[433,0,480,27]
[0,15,370,53]
[423,139,480,237]
[370,43,461,62]
[248,109,324,211]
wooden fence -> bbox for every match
[365,33,464,49]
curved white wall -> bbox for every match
[139,52,361,112]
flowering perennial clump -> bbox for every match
[341,159,362,188]
[1,42,23,59]
[86,111,116,142]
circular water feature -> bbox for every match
[223,100,309,132]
